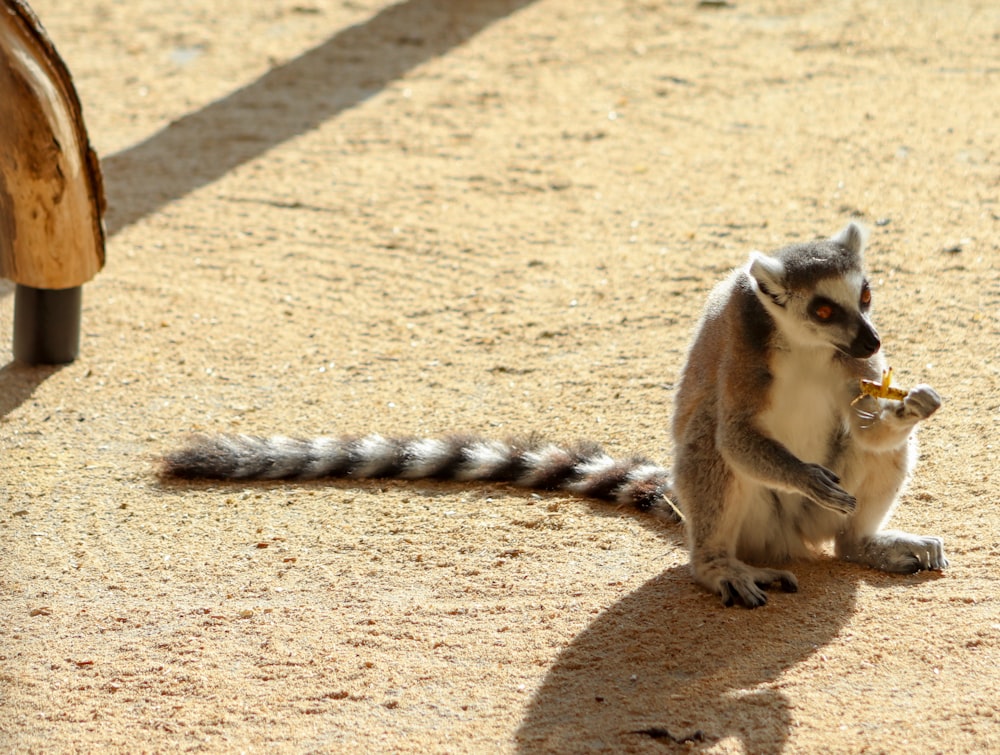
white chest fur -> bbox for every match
[758,347,846,465]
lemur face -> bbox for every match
[747,223,880,358]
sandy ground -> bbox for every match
[2,0,999,752]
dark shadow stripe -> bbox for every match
[101,0,539,236]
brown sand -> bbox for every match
[2,1,998,752]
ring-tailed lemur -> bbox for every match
[161,223,946,607]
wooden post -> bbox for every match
[1,0,106,364]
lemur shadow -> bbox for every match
[100,0,539,236]
[515,521,863,754]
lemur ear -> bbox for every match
[830,221,868,256]
[747,251,787,302]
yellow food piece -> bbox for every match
[851,367,909,405]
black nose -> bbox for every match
[848,321,881,358]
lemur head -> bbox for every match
[747,222,880,358]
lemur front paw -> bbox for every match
[899,384,942,421]
[802,463,856,514]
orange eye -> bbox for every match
[860,287,871,306]
[815,304,834,320]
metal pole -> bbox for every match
[13,284,82,364]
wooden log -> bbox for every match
[0,0,105,291]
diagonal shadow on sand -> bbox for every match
[101,0,539,237]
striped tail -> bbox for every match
[160,434,680,520]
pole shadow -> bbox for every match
[101,0,540,236]
[0,361,63,419]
